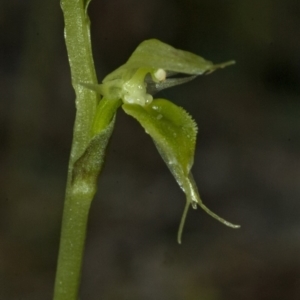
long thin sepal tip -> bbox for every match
[198,202,240,229]
[177,201,190,244]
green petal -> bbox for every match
[104,39,235,82]
[123,99,240,243]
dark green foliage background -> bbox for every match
[1,0,300,299]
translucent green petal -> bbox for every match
[104,39,235,82]
[123,99,240,243]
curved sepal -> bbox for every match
[123,99,197,175]
[122,99,240,243]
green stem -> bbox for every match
[54,0,98,299]
[61,0,98,164]
[53,177,96,300]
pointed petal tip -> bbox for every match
[215,60,236,68]
[230,224,241,229]
[205,60,236,75]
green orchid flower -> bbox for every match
[81,39,240,243]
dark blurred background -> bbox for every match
[1,0,300,299]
